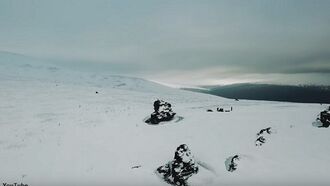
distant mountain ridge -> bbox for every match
[182,83,330,104]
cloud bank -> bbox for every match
[1,0,329,85]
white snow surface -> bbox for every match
[1,52,330,186]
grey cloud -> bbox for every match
[1,0,330,85]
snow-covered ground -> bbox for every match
[1,52,329,186]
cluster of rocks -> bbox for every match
[143,101,199,185]
[225,127,274,172]
[206,107,233,112]
[145,100,176,124]
[217,107,232,112]
[144,100,278,183]
[255,127,272,146]
[145,100,327,183]
[156,144,199,186]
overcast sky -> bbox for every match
[1,0,330,86]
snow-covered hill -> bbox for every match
[0,52,329,186]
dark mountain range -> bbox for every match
[182,84,330,104]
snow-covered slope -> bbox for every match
[0,52,329,186]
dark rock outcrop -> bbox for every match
[146,100,176,124]
[156,144,199,186]
[216,108,224,112]
[257,127,272,136]
[319,107,330,128]
[255,127,273,146]
[225,155,240,172]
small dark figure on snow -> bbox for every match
[146,100,176,124]
[156,144,199,186]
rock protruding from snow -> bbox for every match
[313,107,330,128]
[317,107,330,128]
[225,155,240,172]
[256,127,272,136]
[156,144,199,186]
[255,127,273,146]
[145,100,176,124]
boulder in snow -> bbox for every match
[320,109,330,127]
[225,155,240,172]
[313,107,330,128]
[255,127,273,146]
[145,100,176,124]
[156,144,199,186]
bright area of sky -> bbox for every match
[1,0,330,86]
